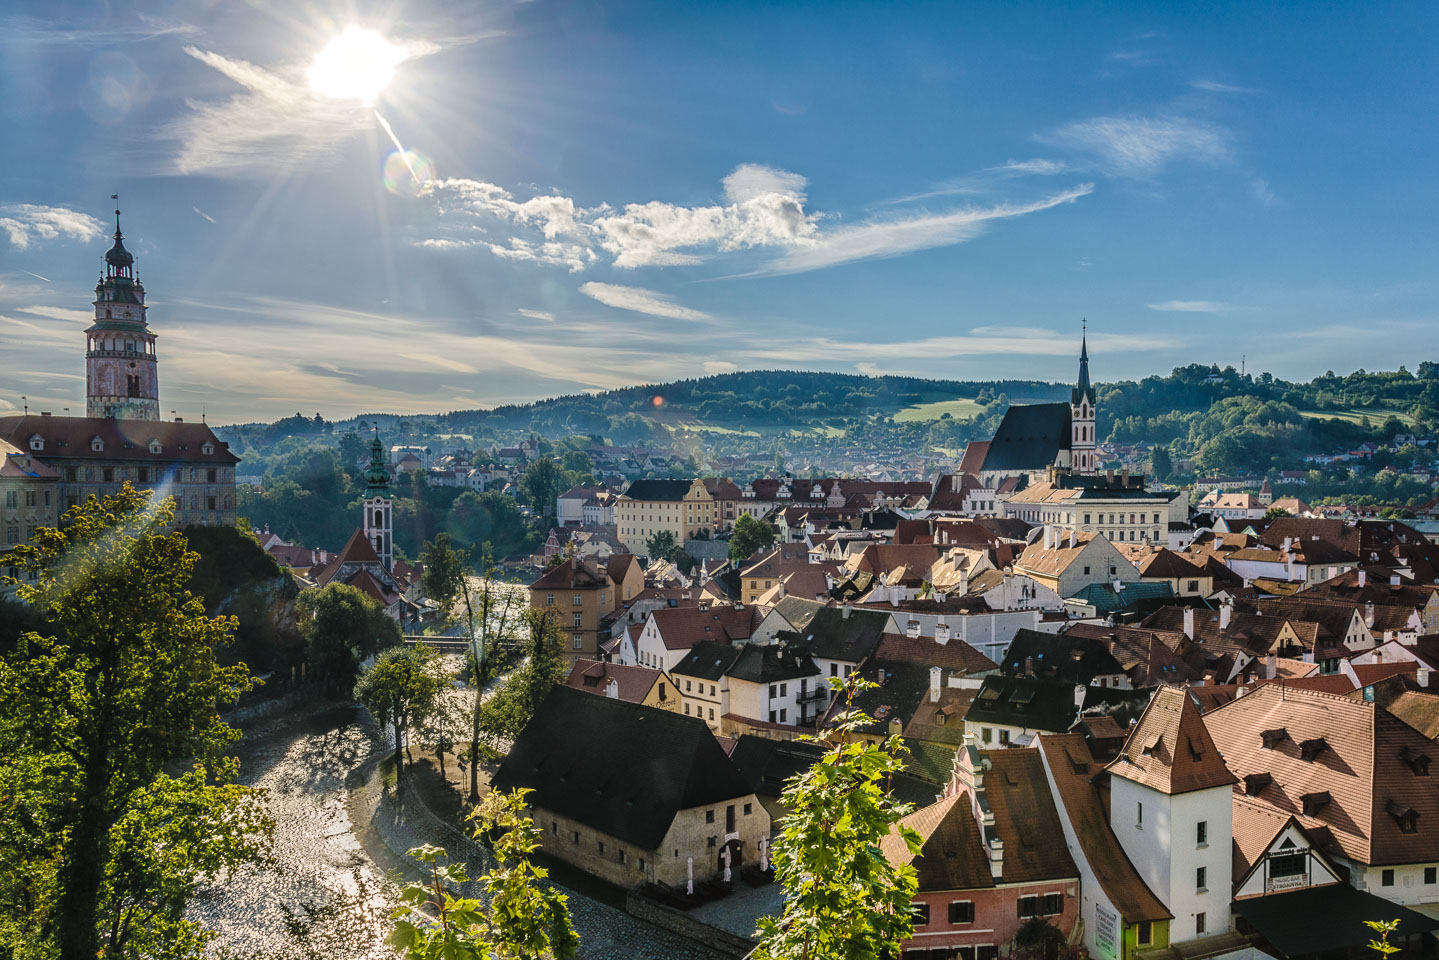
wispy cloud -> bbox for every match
[192,206,217,223]
[750,326,1172,364]
[1249,177,1278,206]
[18,305,93,323]
[1,14,198,48]
[1043,115,1232,176]
[1147,300,1235,313]
[759,185,1093,276]
[703,360,738,375]
[1189,79,1257,94]
[0,205,105,250]
[579,282,711,321]
[517,308,555,321]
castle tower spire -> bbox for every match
[86,198,159,420]
[362,433,394,571]
[1070,320,1097,476]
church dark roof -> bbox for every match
[980,402,1072,473]
[104,232,134,268]
[1072,332,1096,407]
[492,685,754,850]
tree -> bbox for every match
[0,485,272,959]
[752,676,921,960]
[729,513,777,564]
[460,554,524,802]
[1149,443,1173,481]
[389,789,578,959]
[354,643,448,787]
[420,532,469,621]
[519,458,566,519]
[1263,506,1292,519]
[297,583,402,695]
[645,528,678,560]
[477,611,568,746]
[1365,918,1401,957]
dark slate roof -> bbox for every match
[1067,581,1177,617]
[1001,629,1127,685]
[785,604,890,662]
[726,643,820,684]
[492,685,753,850]
[621,478,693,501]
[729,735,825,797]
[670,639,743,681]
[981,403,1072,473]
[965,675,1079,734]
[1232,884,1439,955]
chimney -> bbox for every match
[877,668,887,684]
[935,619,951,645]
[1220,600,1232,631]
[930,666,942,703]
[1266,655,1277,680]
[1364,602,1376,628]
[605,677,619,699]
[841,603,852,620]
[1043,525,1054,550]
[1183,607,1196,640]
[1391,574,1401,587]
[1069,529,1077,549]
[906,619,920,639]
[988,838,1004,880]
[1025,657,1035,676]
[1074,684,1086,710]
[888,717,903,737]
[1358,570,1367,587]
[1419,668,1431,688]
[1122,465,1130,486]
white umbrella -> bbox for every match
[722,844,732,883]
[686,856,694,896]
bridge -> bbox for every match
[402,635,475,654]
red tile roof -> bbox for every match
[0,414,239,463]
[564,659,664,704]
[1107,685,1238,795]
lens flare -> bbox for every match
[383,149,434,196]
[652,395,665,407]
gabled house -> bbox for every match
[963,675,1081,748]
[1012,529,1141,599]
[629,603,761,672]
[564,659,680,712]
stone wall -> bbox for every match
[624,892,757,958]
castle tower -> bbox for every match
[1070,325,1097,475]
[86,203,159,420]
[362,436,393,571]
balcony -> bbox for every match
[797,688,829,703]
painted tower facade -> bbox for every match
[86,207,159,420]
[1070,329,1097,475]
[362,436,393,571]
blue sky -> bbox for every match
[3,1,1437,423]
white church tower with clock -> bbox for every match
[86,203,160,420]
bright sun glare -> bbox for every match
[308,26,405,103]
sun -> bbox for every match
[308,26,405,103]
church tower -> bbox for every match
[86,203,159,420]
[362,436,394,571]
[1070,325,1097,475]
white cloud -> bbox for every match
[1250,177,1278,206]
[703,360,738,375]
[0,205,105,249]
[18,305,93,323]
[1044,115,1232,175]
[517,308,556,321]
[192,206,217,223]
[579,282,711,321]
[1147,300,1234,313]
[721,164,808,203]
[1189,79,1257,94]
[760,185,1093,275]
[399,352,478,374]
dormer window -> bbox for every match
[1299,737,1329,762]
[148,440,162,454]
[90,436,105,453]
[1300,791,1331,816]
[1261,728,1289,749]
[1244,772,1273,796]
[201,442,215,455]
[1388,800,1419,833]
[28,435,43,452]
[1401,746,1431,776]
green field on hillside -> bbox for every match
[1297,407,1416,427]
[892,398,987,422]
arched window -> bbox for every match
[373,508,383,526]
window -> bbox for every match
[744,803,752,815]
[1137,801,1143,826]
[706,810,715,824]
[572,831,580,844]
[102,467,114,483]
[137,468,148,482]
[706,836,716,849]
[1040,893,1063,916]
[999,729,1010,746]
[1018,895,1038,919]
[659,682,666,700]
[779,708,787,722]
[1425,867,1436,885]
[1196,866,1207,891]
[206,468,217,482]
[206,496,217,511]
[573,613,583,629]
[618,849,626,864]
[710,684,716,696]
[1269,852,1306,878]
[1137,921,1152,945]
[910,902,929,926]
[1197,821,1208,846]
[1082,566,1090,575]
[572,635,582,649]
[948,900,975,924]
[708,708,714,720]
[685,680,692,692]
[1196,912,1207,935]
[780,682,787,697]
[573,593,582,606]
[545,593,555,606]
[684,704,690,715]
[1382,869,1395,887]
[597,841,605,854]
[551,821,557,835]
[769,684,777,698]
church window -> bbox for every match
[127,375,141,398]
[373,509,383,526]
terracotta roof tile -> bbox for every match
[1107,685,1238,795]
[564,658,664,703]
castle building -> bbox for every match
[1,205,239,535]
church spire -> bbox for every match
[1072,320,1095,407]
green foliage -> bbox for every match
[518,458,566,518]
[297,583,402,695]
[645,529,678,559]
[182,523,301,673]
[0,485,272,959]
[753,676,921,960]
[1263,506,1292,519]
[1013,917,1067,958]
[1149,444,1172,481]
[1365,918,1402,957]
[419,532,469,619]
[730,513,778,565]
[477,611,568,747]
[354,643,449,787]
[389,789,578,960]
